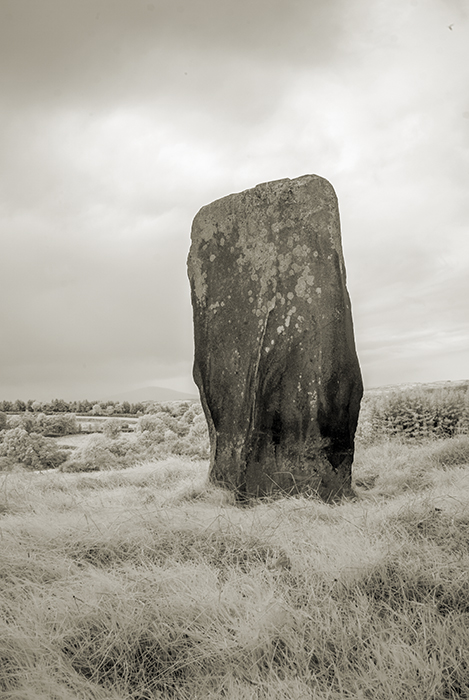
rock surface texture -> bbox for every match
[187,175,363,501]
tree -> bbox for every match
[50,398,71,413]
[41,414,79,436]
[103,418,122,439]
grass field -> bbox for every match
[54,432,139,449]
[1,437,469,699]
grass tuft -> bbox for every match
[1,444,469,698]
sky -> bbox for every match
[0,0,468,401]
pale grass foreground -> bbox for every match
[1,440,469,699]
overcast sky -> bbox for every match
[1,0,468,401]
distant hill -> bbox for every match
[365,379,469,396]
[102,386,199,403]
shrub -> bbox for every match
[457,389,469,434]
[6,415,24,430]
[62,434,118,471]
[429,388,467,437]
[170,400,193,418]
[102,418,122,439]
[171,437,210,460]
[108,438,138,460]
[60,434,142,472]
[60,459,97,473]
[0,427,68,470]
[40,413,80,436]
[135,415,167,444]
[364,386,468,444]
[157,411,188,436]
[53,402,212,471]
[163,414,210,460]
[188,413,209,440]
[4,412,80,436]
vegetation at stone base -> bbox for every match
[1,437,469,700]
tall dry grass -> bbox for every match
[1,438,469,699]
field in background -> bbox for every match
[0,403,209,472]
[75,415,139,431]
[1,380,469,474]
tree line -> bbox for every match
[0,398,185,416]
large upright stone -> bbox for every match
[187,174,363,501]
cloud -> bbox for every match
[0,0,468,398]
[0,0,353,111]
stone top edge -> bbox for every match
[194,174,334,217]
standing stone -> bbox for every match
[187,174,363,501]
